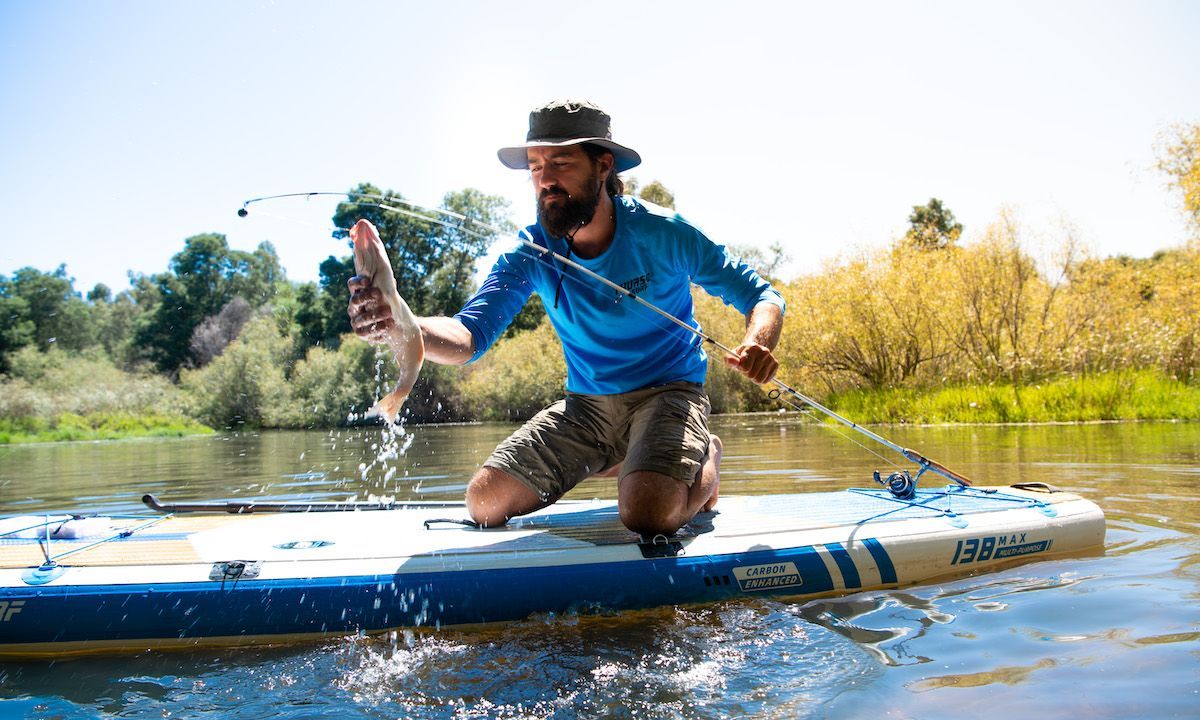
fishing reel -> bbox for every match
[873,469,917,500]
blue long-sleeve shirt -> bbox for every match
[454,195,786,395]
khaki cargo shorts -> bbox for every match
[483,381,712,501]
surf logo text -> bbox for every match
[0,600,25,622]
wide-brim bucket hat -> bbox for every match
[498,100,642,173]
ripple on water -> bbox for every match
[328,602,880,719]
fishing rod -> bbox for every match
[238,192,974,491]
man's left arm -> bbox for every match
[724,301,783,384]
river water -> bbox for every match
[0,416,1197,719]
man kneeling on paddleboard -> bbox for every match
[348,99,785,538]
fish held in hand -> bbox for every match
[350,219,425,423]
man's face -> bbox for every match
[528,146,606,239]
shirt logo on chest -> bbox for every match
[618,272,652,297]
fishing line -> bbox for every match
[511,244,713,351]
[238,191,972,489]
[768,389,903,470]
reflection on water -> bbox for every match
[1,416,1198,718]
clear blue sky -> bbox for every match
[2,0,1198,294]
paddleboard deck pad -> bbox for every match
[0,485,1104,658]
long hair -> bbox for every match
[581,143,626,196]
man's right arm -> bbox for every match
[418,316,475,365]
[347,277,475,366]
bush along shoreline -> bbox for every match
[0,412,212,444]
[1,354,1196,445]
[2,182,1198,443]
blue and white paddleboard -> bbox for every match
[0,485,1104,658]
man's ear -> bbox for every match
[597,151,615,180]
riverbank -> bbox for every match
[826,369,1200,424]
[1,370,1195,444]
[0,412,213,444]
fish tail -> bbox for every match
[367,390,410,424]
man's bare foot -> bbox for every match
[700,435,723,512]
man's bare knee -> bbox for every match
[465,467,513,527]
[617,470,690,538]
[466,466,549,527]
[619,504,681,539]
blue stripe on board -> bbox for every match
[0,545,831,645]
[823,543,862,589]
[0,533,194,548]
[862,538,897,584]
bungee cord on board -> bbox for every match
[237,191,975,493]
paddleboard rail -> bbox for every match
[140,494,466,514]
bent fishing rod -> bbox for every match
[238,191,974,491]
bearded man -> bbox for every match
[348,99,785,539]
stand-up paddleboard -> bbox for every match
[0,485,1104,658]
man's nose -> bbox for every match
[532,165,560,190]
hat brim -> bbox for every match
[497,138,642,173]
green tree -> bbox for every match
[288,256,356,358]
[90,287,143,368]
[87,283,112,303]
[905,198,963,251]
[282,341,374,427]
[4,265,95,353]
[504,293,547,338]
[331,183,513,318]
[1,345,191,424]
[623,177,676,210]
[300,182,517,359]
[427,188,517,316]
[638,180,676,210]
[169,234,282,312]
[0,276,35,371]
[133,273,196,374]
[133,234,284,374]
[292,280,337,353]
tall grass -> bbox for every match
[826,370,1200,424]
[775,220,1199,394]
[0,412,210,444]
[0,347,209,443]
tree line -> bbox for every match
[2,125,1198,438]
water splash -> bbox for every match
[341,351,420,494]
[328,603,875,719]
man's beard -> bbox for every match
[537,171,603,239]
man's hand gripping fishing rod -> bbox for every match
[238,191,974,491]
